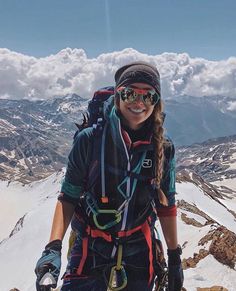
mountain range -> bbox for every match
[1,94,236,184]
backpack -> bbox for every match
[74,86,115,139]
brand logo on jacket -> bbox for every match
[142,159,152,168]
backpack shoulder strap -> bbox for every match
[86,119,107,196]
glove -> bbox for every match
[35,239,62,291]
[167,245,184,291]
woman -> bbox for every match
[35,62,184,291]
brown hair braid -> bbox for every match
[152,101,169,206]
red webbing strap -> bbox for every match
[86,226,113,242]
[87,222,145,240]
[141,220,154,286]
[117,224,143,237]
[76,237,88,275]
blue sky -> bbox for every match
[0,0,236,60]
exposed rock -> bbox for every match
[209,226,236,268]
[181,212,204,227]
[182,249,209,269]
[197,287,228,291]
[182,224,236,271]
[199,226,236,269]
[178,200,214,224]
[9,214,26,238]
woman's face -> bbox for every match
[118,83,155,130]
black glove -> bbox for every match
[35,240,62,291]
[167,245,184,291]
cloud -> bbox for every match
[227,101,236,111]
[0,47,236,100]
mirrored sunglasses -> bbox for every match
[116,86,160,106]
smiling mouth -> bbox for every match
[128,108,145,114]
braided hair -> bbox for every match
[152,100,169,206]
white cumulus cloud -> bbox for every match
[0,47,236,100]
[227,101,236,111]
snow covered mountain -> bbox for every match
[1,94,236,184]
[164,95,236,146]
[0,94,87,183]
[177,135,236,192]
[0,168,236,291]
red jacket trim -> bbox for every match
[156,205,177,217]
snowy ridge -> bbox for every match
[177,135,236,192]
[0,169,236,290]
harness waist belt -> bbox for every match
[76,217,154,286]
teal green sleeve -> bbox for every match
[157,138,176,207]
[169,157,176,193]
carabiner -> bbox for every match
[93,209,122,230]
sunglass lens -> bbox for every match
[143,92,159,105]
[118,87,159,105]
[126,89,137,103]
[120,88,136,103]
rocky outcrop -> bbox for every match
[183,226,236,270]
[197,287,228,291]
[182,249,209,269]
[9,214,26,238]
[181,212,204,227]
[178,200,214,224]
[204,226,236,269]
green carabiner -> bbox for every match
[108,245,127,291]
[108,265,127,291]
[93,209,122,230]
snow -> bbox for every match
[212,178,236,192]
[227,159,236,170]
[0,171,70,291]
[195,157,208,163]
[0,173,236,290]
[176,181,236,233]
[0,150,16,159]
[180,209,208,225]
[0,180,39,242]
[218,196,236,214]
[177,215,213,258]
[183,255,236,291]
[0,118,17,130]
[209,146,218,151]
[17,158,28,168]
